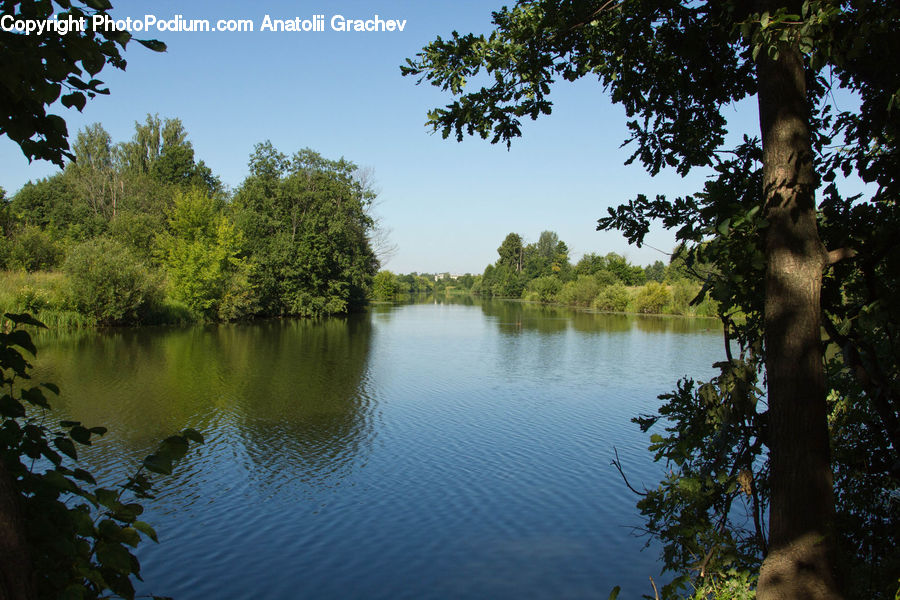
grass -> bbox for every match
[0,270,199,330]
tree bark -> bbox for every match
[754,18,842,600]
[0,457,34,600]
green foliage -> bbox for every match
[477,232,708,316]
[401,4,900,596]
[107,210,161,262]
[6,226,63,272]
[524,275,562,303]
[3,120,380,327]
[394,272,435,296]
[157,189,254,320]
[480,263,526,298]
[521,230,572,279]
[371,270,400,300]
[592,282,629,313]
[645,260,668,283]
[557,274,601,307]
[11,174,79,232]
[0,2,166,166]
[0,313,202,598]
[63,238,161,325]
[633,357,768,599]
[687,570,756,600]
[634,281,671,315]
[0,237,9,271]
[670,281,700,316]
[497,232,524,272]
[233,142,379,317]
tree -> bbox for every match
[645,260,667,283]
[68,123,122,220]
[523,230,568,277]
[233,143,379,317]
[604,252,644,285]
[156,188,253,320]
[119,115,220,193]
[0,1,165,166]
[371,270,400,300]
[10,174,79,233]
[404,2,899,598]
[497,232,524,272]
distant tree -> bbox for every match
[6,225,62,272]
[497,232,524,272]
[574,252,606,276]
[119,115,220,194]
[604,252,644,285]
[645,260,667,283]
[457,273,476,289]
[371,270,399,300]
[523,230,567,278]
[553,240,572,279]
[535,230,559,265]
[10,174,79,233]
[68,123,122,220]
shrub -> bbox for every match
[371,270,399,300]
[157,190,254,320]
[594,269,619,286]
[0,234,9,269]
[670,280,699,315]
[14,285,54,313]
[557,275,601,307]
[64,237,161,325]
[593,282,629,312]
[634,281,671,314]
[525,275,562,303]
[7,226,62,272]
[107,211,161,262]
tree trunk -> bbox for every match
[0,457,34,600]
[754,18,842,600]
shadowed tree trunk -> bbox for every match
[754,7,842,598]
[0,458,33,600]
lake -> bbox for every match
[30,298,725,599]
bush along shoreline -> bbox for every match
[370,230,720,319]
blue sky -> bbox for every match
[1,0,767,274]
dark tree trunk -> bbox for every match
[754,14,842,600]
[0,458,34,600]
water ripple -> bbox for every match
[31,304,722,600]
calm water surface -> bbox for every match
[32,299,724,599]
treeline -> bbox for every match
[482,231,717,316]
[0,116,379,326]
[371,271,477,300]
[373,231,716,316]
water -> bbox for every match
[30,299,725,599]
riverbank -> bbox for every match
[3,269,720,332]
[0,270,195,329]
